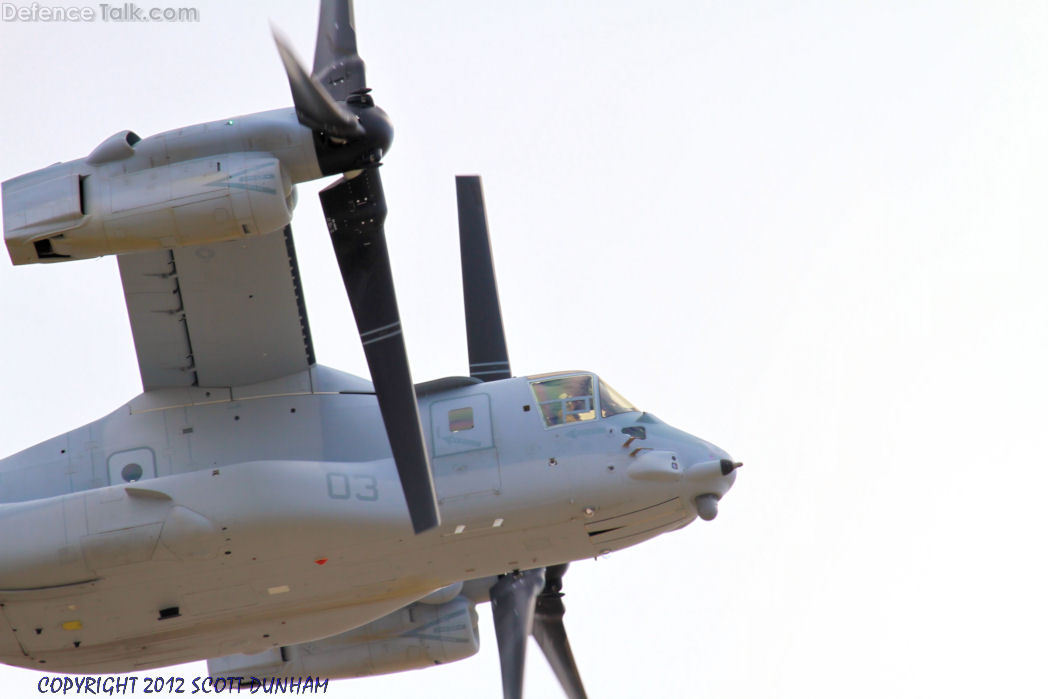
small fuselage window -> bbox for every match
[448,407,475,432]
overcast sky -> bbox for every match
[1,1,1046,697]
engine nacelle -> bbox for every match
[207,595,480,680]
[2,152,295,265]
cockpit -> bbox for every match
[528,373,639,428]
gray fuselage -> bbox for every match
[0,364,734,673]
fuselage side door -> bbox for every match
[429,393,501,502]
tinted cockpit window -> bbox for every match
[599,380,639,418]
[531,375,596,427]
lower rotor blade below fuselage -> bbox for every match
[491,569,545,699]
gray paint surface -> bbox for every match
[0,364,735,674]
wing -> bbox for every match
[117,225,315,390]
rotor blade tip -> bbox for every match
[270,23,290,48]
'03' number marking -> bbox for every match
[326,472,379,501]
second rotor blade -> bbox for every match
[456,175,511,382]
[312,0,367,100]
[273,28,362,138]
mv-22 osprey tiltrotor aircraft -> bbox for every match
[0,2,739,696]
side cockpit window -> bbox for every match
[530,375,596,427]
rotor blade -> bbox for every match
[313,0,367,101]
[319,170,440,534]
[490,569,545,699]
[273,26,364,138]
[456,175,511,382]
[532,564,588,699]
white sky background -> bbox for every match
[1,1,1046,697]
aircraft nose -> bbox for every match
[684,458,741,521]
[686,458,742,481]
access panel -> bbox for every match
[429,394,500,502]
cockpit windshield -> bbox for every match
[529,374,639,428]
[599,380,639,417]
